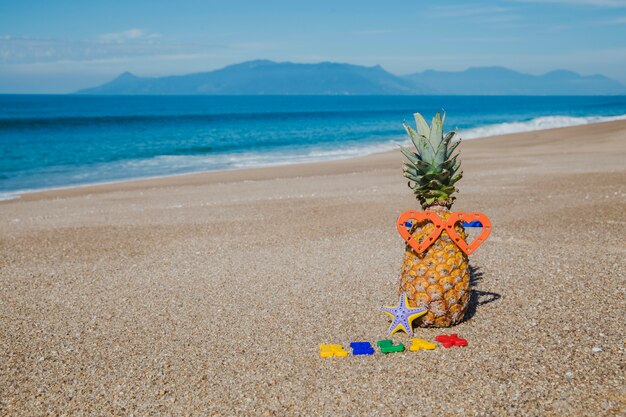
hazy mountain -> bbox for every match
[76,60,427,95]
[402,66,626,95]
[76,60,626,95]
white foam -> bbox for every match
[230,140,405,168]
[4,113,625,199]
[459,114,626,139]
[0,192,19,201]
[121,139,405,172]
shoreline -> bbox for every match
[1,117,625,414]
[4,118,626,203]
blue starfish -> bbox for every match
[381,292,428,337]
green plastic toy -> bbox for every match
[377,339,405,354]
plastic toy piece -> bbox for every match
[350,342,375,356]
[462,220,483,227]
[435,334,468,348]
[396,210,444,254]
[319,344,349,358]
[381,292,428,337]
[445,212,492,255]
[377,340,405,354]
[409,338,436,351]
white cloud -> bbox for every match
[352,29,396,36]
[511,0,626,7]
[0,33,279,68]
[0,34,277,82]
[602,15,626,22]
[98,28,160,43]
[427,5,513,18]
[0,36,222,65]
[426,5,522,27]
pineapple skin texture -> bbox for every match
[399,211,470,327]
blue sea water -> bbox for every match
[1,95,626,199]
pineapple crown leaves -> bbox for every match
[400,111,463,208]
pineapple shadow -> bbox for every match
[462,265,501,323]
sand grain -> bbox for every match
[1,121,625,415]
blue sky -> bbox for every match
[1,0,625,93]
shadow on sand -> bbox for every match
[463,264,501,323]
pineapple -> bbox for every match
[399,112,469,327]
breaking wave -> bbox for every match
[459,114,626,139]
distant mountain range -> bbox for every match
[76,60,626,95]
[403,67,626,95]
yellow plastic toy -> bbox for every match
[319,344,348,358]
[409,338,436,351]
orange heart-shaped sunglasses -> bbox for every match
[396,211,492,255]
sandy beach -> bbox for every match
[1,120,625,415]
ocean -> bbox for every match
[1,95,626,199]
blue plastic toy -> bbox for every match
[462,221,483,227]
[350,342,375,355]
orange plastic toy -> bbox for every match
[445,212,492,255]
[397,210,491,255]
[396,210,444,254]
